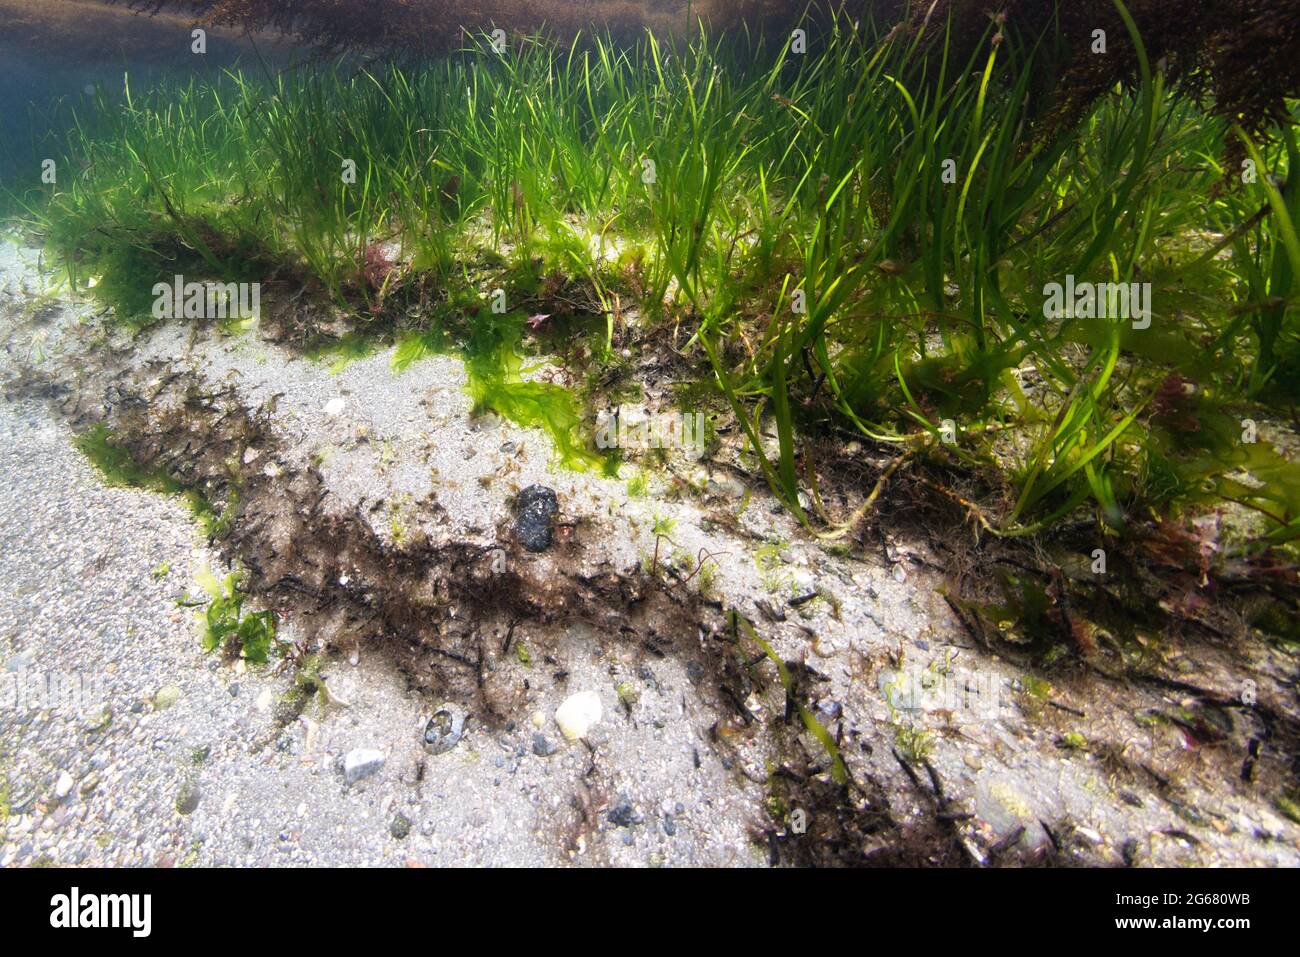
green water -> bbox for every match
[0,14,291,200]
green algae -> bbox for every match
[73,423,229,536]
[393,301,618,475]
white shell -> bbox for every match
[555,691,603,741]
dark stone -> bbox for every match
[816,699,843,722]
[608,795,636,828]
[662,814,677,836]
[391,813,412,840]
[175,783,201,816]
[532,732,557,757]
[515,485,559,552]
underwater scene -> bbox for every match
[1,0,1299,886]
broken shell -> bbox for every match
[424,704,466,754]
[555,691,602,740]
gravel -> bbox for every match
[0,398,761,865]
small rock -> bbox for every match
[515,485,559,552]
[608,795,636,828]
[390,813,412,840]
[662,814,677,836]
[1075,826,1104,846]
[175,783,201,816]
[555,691,602,740]
[616,682,639,708]
[470,411,502,432]
[54,771,74,800]
[154,685,182,711]
[706,474,746,498]
[324,398,346,417]
[343,748,385,785]
[816,699,842,722]
[531,732,557,757]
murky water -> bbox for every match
[0,0,294,192]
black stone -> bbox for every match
[391,813,413,840]
[608,795,636,827]
[515,485,559,552]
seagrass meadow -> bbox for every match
[9,3,1300,542]
[3,0,1300,867]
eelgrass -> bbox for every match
[9,5,1299,545]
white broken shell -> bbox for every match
[555,691,603,741]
